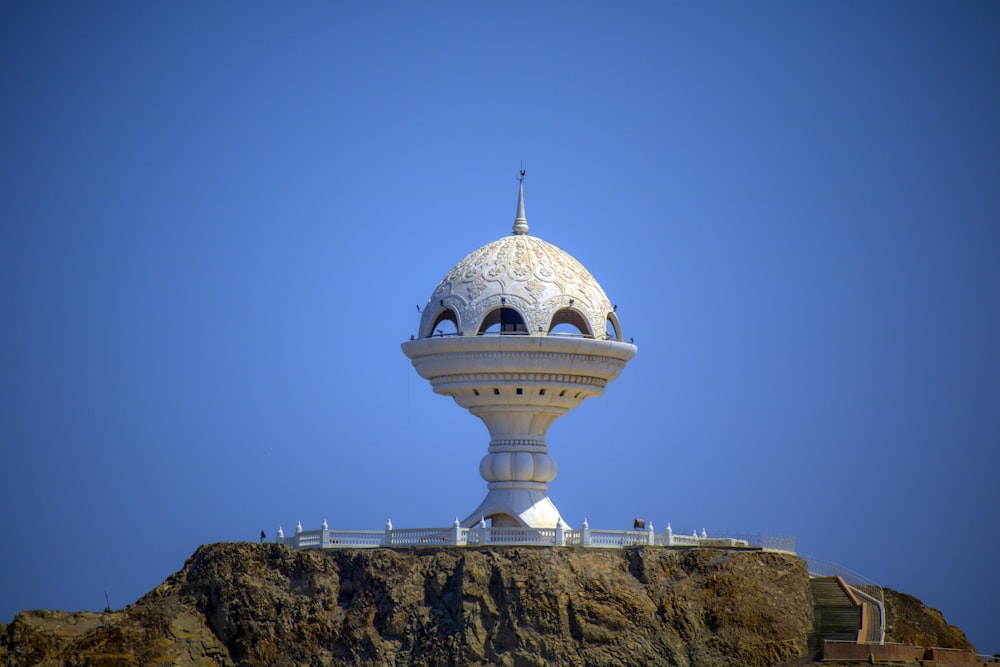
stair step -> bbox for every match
[810,577,862,647]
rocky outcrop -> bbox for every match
[0,543,972,666]
[882,587,974,650]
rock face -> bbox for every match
[0,543,972,667]
[882,587,974,651]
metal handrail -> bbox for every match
[847,583,886,645]
[804,555,885,645]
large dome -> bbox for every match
[416,179,623,342]
[417,235,621,340]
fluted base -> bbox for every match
[460,482,565,528]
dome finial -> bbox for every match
[512,169,529,235]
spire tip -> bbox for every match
[513,169,529,235]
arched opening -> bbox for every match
[478,306,528,335]
[426,308,459,338]
[547,308,592,338]
[605,312,623,341]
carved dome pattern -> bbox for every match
[418,234,619,340]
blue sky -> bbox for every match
[2,1,998,654]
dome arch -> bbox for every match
[478,302,529,335]
[605,311,624,341]
[426,306,459,337]
[547,306,593,338]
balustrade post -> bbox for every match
[581,518,591,547]
[384,518,393,547]
[647,521,655,546]
[451,517,463,546]
[665,522,673,546]
[276,526,284,545]
[555,518,565,547]
[320,519,330,549]
[295,521,303,548]
[477,517,487,545]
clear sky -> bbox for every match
[2,1,998,655]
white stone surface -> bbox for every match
[402,335,636,528]
[415,179,624,343]
[276,524,764,551]
[416,233,624,342]
[403,177,636,529]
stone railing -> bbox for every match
[275,519,794,553]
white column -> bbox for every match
[320,519,329,548]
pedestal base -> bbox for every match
[403,336,636,533]
[460,483,567,529]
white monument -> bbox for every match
[402,173,637,529]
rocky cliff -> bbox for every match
[0,543,973,666]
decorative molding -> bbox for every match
[429,373,608,388]
[415,350,630,366]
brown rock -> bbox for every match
[0,542,970,667]
[882,587,974,651]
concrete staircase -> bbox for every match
[809,576,863,656]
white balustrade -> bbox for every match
[273,522,786,552]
